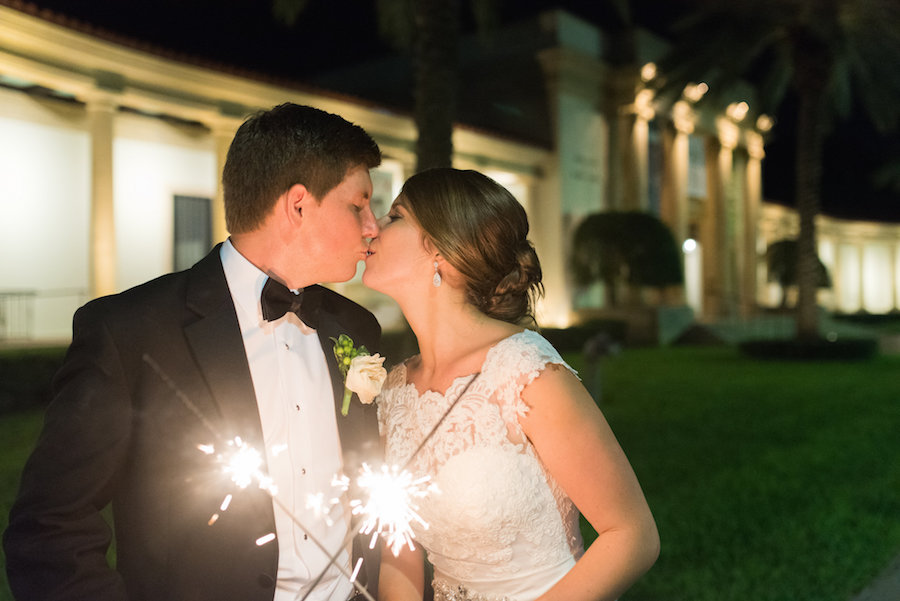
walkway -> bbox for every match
[851,554,900,601]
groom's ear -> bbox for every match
[285,183,311,224]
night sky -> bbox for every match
[14,0,900,222]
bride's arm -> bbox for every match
[519,364,660,601]
[378,541,425,601]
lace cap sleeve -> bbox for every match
[485,330,579,419]
[376,362,409,436]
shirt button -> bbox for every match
[304,534,308,540]
[283,343,290,350]
[300,468,307,475]
[295,404,300,412]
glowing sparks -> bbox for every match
[222,437,263,489]
[256,532,276,546]
[202,437,280,526]
[350,463,437,557]
[350,557,364,583]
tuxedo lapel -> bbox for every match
[310,286,380,471]
[182,245,263,448]
[314,306,357,445]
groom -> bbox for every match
[4,104,383,601]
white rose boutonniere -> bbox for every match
[331,334,387,416]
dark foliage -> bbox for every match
[0,347,67,413]
[738,337,877,360]
[571,211,683,306]
[766,238,831,307]
[539,319,627,353]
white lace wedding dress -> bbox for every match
[377,330,584,601]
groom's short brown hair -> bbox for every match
[223,103,381,234]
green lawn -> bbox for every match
[0,410,44,601]
[571,347,900,601]
[2,346,899,601]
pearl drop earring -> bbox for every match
[432,261,442,287]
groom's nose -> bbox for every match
[362,206,379,238]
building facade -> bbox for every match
[2,3,894,344]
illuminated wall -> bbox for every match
[0,4,547,340]
[759,203,900,314]
[113,115,217,291]
[0,89,90,338]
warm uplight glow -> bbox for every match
[726,101,750,122]
[682,82,708,103]
[682,238,698,253]
[673,100,695,133]
[756,114,774,132]
[634,88,656,120]
[640,62,657,82]
[717,117,740,149]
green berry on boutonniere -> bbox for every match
[331,334,387,416]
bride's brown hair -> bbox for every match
[399,168,543,324]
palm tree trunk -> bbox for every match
[794,86,827,341]
[414,0,459,172]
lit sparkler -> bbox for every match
[143,353,453,601]
[351,463,437,557]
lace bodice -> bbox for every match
[377,330,584,601]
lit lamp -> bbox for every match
[756,114,774,132]
[682,82,708,103]
[726,101,750,122]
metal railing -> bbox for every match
[0,289,87,341]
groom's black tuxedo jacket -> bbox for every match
[3,244,382,601]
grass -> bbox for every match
[0,410,44,601]
[571,346,900,601]
[1,346,899,601]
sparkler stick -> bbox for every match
[297,373,481,601]
[143,354,377,601]
[144,354,478,601]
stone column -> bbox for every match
[537,35,606,326]
[858,243,866,312]
[86,92,117,299]
[715,118,739,318]
[743,132,764,317]
[833,241,844,312]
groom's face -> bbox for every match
[298,164,378,283]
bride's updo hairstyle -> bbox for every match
[400,168,543,324]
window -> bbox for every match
[173,195,211,271]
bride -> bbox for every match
[362,168,659,601]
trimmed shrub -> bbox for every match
[738,337,878,361]
[0,346,68,413]
[539,319,627,353]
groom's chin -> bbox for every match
[330,261,364,284]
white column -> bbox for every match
[536,44,606,326]
[86,93,117,298]
[744,134,764,317]
[893,244,900,311]
[858,243,866,311]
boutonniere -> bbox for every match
[331,334,387,416]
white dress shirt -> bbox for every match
[221,240,353,601]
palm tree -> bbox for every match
[273,0,497,172]
[657,0,900,341]
[765,238,830,309]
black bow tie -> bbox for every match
[260,277,320,328]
